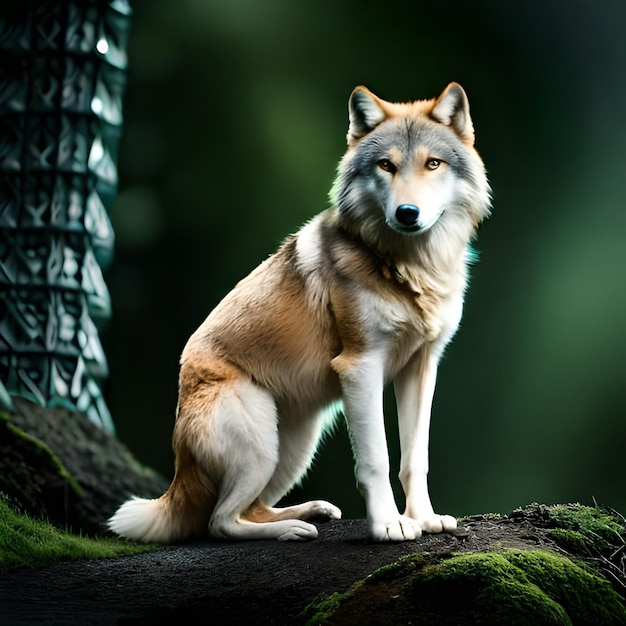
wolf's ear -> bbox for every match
[431,82,474,144]
[347,86,387,144]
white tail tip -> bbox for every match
[108,496,170,543]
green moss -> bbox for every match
[0,495,160,569]
[550,528,595,555]
[307,549,626,625]
[418,551,570,625]
[305,590,356,626]
[505,549,625,624]
[547,503,625,557]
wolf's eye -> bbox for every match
[426,159,441,170]
[377,159,397,174]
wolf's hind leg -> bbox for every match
[243,499,341,524]
[211,483,320,541]
[258,407,342,521]
[206,381,319,541]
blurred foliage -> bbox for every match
[103,0,626,519]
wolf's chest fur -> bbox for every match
[292,211,468,384]
[340,250,466,382]
[323,216,465,334]
[377,254,466,343]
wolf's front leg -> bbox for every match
[394,347,457,534]
[333,351,422,542]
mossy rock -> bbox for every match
[0,413,83,525]
[0,398,169,535]
[306,548,626,625]
[306,504,626,625]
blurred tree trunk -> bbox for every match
[0,0,131,432]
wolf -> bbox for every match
[108,83,491,543]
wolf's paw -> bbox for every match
[370,516,422,542]
[307,500,342,521]
[277,520,319,542]
[417,513,457,534]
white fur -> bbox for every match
[295,215,330,310]
[384,168,460,234]
[335,347,423,541]
[108,497,170,543]
[394,346,457,534]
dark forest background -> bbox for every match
[102,0,626,519]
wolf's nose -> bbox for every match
[396,204,420,226]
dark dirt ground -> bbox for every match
[0,511,567,625]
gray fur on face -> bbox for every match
[333,117,474,219]
[356,118,470,177]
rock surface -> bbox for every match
[4,507,624,625]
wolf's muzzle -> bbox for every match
[395,204,420,227]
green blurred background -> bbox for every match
[103,0,626,519]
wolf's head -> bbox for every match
[331,83,491,251]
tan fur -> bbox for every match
[183,241,340,402]
[241,499,337,523]
[108,82,490,543]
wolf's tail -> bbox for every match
[108,462,215,544]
